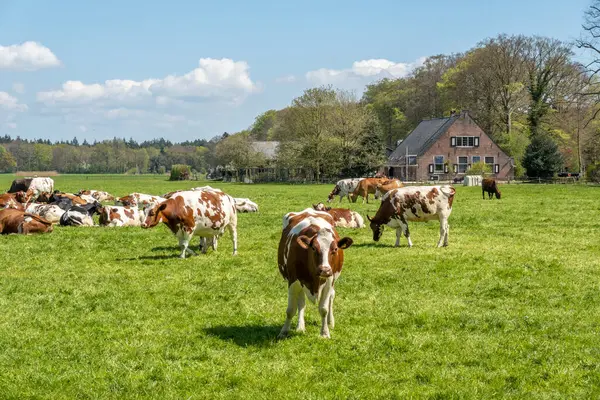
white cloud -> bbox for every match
[0,42,61,71]
[0,92,28,112]
[306,57,426,85]
[37,58,259,107]
[276,74,296,83]
[12,82,25,94]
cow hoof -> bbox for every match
[296,327,306,333]
[232,251,238,256]
[320,333,331,339]
[277,331,288,340]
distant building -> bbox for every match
[383,111,513,181]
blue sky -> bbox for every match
[0,0,591,142]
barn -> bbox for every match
[383,111,514,181]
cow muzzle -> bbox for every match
[318,265,333,278]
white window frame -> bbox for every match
[433,155,445,174]
[456,136,477,147]
[484,156,495,166]
[456,156,469,174]
[472,155,481,164]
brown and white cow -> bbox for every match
[327,178,362,203]
[233,197,259,213]
[38,191,88,205]
[0,192,28,210]
[374,179,404,199]
[142,190,238,258]
[116,193,166,208]
[277,208,353,339]
[367,185,455,247]
[79,190,115,202]
[350,177,389,204]
[99,206,142,227]
[312,202,364,228]
[25,203,65,224]
[0,208,53,234]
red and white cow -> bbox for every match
[142,190,238,258]
[374,179,404,199]
[0,192,27,210]
[78,190,115,202]
[0,208,53,234]
[116,193,166,208]
[99,206,142,227]
[277,208,353,339]
[25,203,65,224]
[350,177,389,204]
[367,185,456,247]
[327,178,362,203]
[233,198,259,213]
[312,202,364,228]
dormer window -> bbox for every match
[451,136,480,147]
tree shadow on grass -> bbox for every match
[204,324,281,347]
[116,254,181,261]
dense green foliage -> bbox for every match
[169,164,191,181]
[523,134,564,178]
[0,174,599,398]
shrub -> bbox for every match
[157,166,166,175]
[169,164,191,181]
[125,167,139,175]
[465,161,491,176]
[586,162,600,183]
[523,134,563,178]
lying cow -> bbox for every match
[312,202,364,228]
[78,190,115,202]
[0,192,28,210]
[116,193,166,208]
[25,203,65,224]
[277,208,353,339]
[233,198,259,213]
[0,208,53,234]
[142,190,238,258]
[37,191,88,206]
[374,179,404,199]
[350,177,389,204]
[28,178,54,196]
[367,185,455,247]
[482,178,501,200]
[60,202,102,227]
[327,178,362,203]
[99,206,142,227]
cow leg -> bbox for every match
[296,291,306,333]
[228,224,238,256]
[403,223,413,247]
[211,236,218,251]
[179,232,196,258]
[437,219,449,247]
[482,189,485,200]
[278,282,301,339]
[319,282,333,338]
[327,286,335,329]
[199,237,208,254]
[395,228,402,247]
[443,220,450,247]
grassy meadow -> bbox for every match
[1,174,600,399]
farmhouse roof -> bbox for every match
[388,115,458,163]
[251,141,279,159]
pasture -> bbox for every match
[1,175,600,399]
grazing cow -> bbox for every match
[25,203,65,224]
[277,208,353,339]
[482,178,501,200]
[312,202,364,228]
[0,208,53,234]
[8,178,33,193]
[99,206,142,227]
[374,179,404,199]
[327,178,362,203]
[142,190,238,258]
[116,193,166,208]
[233,198,259,213]
[367,186,455,247]
[78,190,114,202]
[350,177,389,204]
[60,202,102,227]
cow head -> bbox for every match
[374,184,383,200]
[296,228,353,279]
[312,203,330,212]
[495,190,502,199]
[36,191,52,203]
[367,215,385,241]
[116,195,136,207]
[350,192,359,203]
[142,202,168,229]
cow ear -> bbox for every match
[296,235,313,250]
[312,204,318,209]
[158,202,168,212]
[338,237,353,249]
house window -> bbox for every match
[457,156,468,173]
[454,136,479,147]
[434,155,444,173]
[485,156,494,166]
[472,156,481,164]
[408,155,417,165]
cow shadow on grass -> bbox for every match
[116,254,181,261]
[349,242,394,248]
[204,324,280,347]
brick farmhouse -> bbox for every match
[383,111,513,181]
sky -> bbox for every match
[0,0,592,143]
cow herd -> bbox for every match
[1,174,505,339]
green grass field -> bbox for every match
[1,174,599,399]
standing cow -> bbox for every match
[350,177,389,204]
[374,179,404,199]
[367,186,455,247]
[327,178,362,203]
[482,178,501,200]
[142,190,238,258]
[277,208,353,339]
